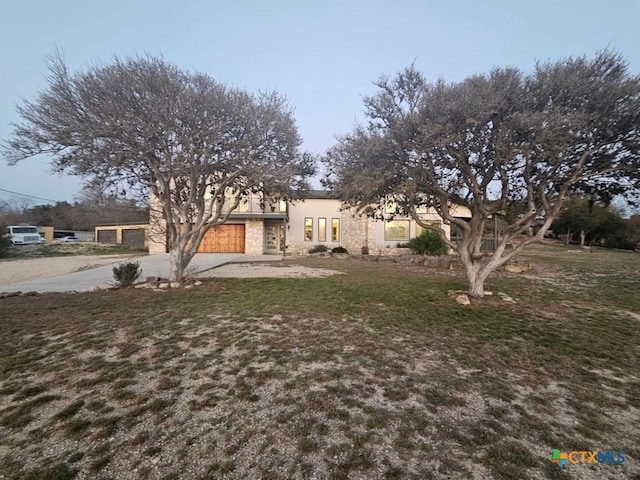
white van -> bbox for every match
[8,226,44,245]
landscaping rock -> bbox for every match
[170,282,181,288]
[158,282,170,289]
[423,256,455,269]
[194,280,203,286]
[455,294,471,306]
[378,256,397,263]
[0,291,22,298]
[504,263,531,273]
[498,292,516,303]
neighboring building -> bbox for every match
[149,190,471,255]
[95,223,149,249]
[37,226,54,244]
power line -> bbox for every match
[0,186,148,212]
[0,187,59,204]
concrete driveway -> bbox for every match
[0,254,282,293]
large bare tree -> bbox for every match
[3,53,314,281]
[324,51,640,297]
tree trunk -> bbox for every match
[466,263,493,298]
[460,249,507,298]
[169,246,186,282]
[468,274,486,297]
[579,229,586,247]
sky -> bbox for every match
[1,0,639,206]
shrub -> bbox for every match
[331,246,348,254]
[308,244,328,254]
[405,230,448,256]
[112,261,141,287]
[0,225,12,258]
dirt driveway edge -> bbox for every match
[0,255,139,285]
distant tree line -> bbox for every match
[551,196,640,250]
[0,190,148,231]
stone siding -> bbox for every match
[340,210,369,254]
[285,243,312,255]
[244,219,264,254]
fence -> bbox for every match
[451,236,498,252]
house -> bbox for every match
[148,190,471,255]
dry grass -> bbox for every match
[0,244,638,479]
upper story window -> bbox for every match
[268,198,287,213]
[385,200,397,214]
[225,194,250,213]
[238,197,250,212]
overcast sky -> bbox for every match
[1,0,639,206]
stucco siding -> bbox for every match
[287,199,344,254]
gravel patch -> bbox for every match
[0,255,137,285]
[198,263,344,278]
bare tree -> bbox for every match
[324,51,640,297]
[3,53,314,281]
[0,198,34,225]
[72,187,148,229]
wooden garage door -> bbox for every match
[197,224,245,253]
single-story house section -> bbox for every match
[95,223,149,248]
[149,190,471,255]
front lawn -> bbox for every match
[0,245,638,479]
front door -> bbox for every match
[265,224,285,253]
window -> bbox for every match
[415,205,428,214]
[10,226,38,234]
[416,221,441,237]
[238,197,249,212]
[384,220,410,241]
[279,200,287,212]
[331,218,340,242]
[318,218,327,242]
[226,193,248,213]
[304,218,313,241]
[385,200,397,214]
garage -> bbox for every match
[97,229,117,244]
[122,228,146,248]
[197,224,245,253]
